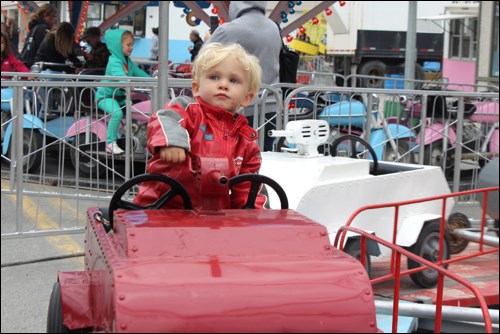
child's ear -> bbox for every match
[191,81,200,97]
[240,92,255,108]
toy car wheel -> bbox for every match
[330,135,379,174]
[47,282,72,333]
[383,140,415,164]
[8,129,42,173]
[447,212,471,254]
[407,221,450,288]
[70,133,106,177]
[423,140,453,171]
[343,239,371,277]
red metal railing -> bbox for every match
[333,187,499,333]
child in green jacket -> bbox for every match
[96,29,149,154]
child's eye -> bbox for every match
[209,75,219,80]
[230,78,239,84]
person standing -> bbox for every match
[150,27,159,60]
[20,3,57,68]
[188,30,203,62]
[206,1,281,151]
[4,18,20,57]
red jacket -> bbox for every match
[134,97,266,209]
[1,53,30,79]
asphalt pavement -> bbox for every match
[1,179,86,333]
[0,159,493,333]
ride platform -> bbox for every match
[371,244,499,307]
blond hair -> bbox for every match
[122,31,134,43]
[192,43,261,95]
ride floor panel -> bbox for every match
[371,245,499,307]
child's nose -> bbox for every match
[218,79,229,90]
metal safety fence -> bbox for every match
[263,84,498,199]
[1,71,498,238]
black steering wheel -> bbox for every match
[229,174,289,209]
[329,134,379,174]
[108,174,192,228]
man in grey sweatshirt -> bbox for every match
[207,1,282,151]
[208,1,281,86]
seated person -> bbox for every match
[34,22,82,73]
[134,43,266,209]
[34,22,82,116]
[80,27,110,72]
[1,31,31,111]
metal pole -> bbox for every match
[450,229,499,247]
[125,87,131,181]
[375,300,499,324]
[453,97,465,193]
[405,1,417,90]
[418,93,428,165]
[158,1,170,109]
[14,85,24,233]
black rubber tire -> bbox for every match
[407,221,451,288]
[344,239,372,277]
[275,137,288,152]
[396,62,425,89]
[423,140,454,171]
[447,212,471,254]
[70,133,106,177]
[8,129,43,173]
[383,140,415,164]
[359,60,387,88]
[47,282,71,333]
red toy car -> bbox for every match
[47,155,377,333]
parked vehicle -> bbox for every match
[46,154,377,333]
[67,92,151,177]
[283,92,415,163]
[291,1,446,87]
[406,95,499,170]
[266,120,454,288]
[1,62,80,172]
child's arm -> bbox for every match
[231,142,267,209]
[146,103,201,162]
[128,60,150,78]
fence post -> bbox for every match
[125,87,132,181]
[365,94,373,144]
[452,97,465,193]
[418,93,428,165]
[14,84,24,233]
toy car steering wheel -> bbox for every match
[229,174,289,209]
[330,135,379,174]
[108,174,192,228]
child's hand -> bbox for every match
[159,146,186,163]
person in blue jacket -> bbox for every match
[96,29,149,154]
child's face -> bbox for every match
[122,35,134,57]
[192,56,255,114]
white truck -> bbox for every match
[292,1,450,87]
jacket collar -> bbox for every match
[196,97,258,140]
